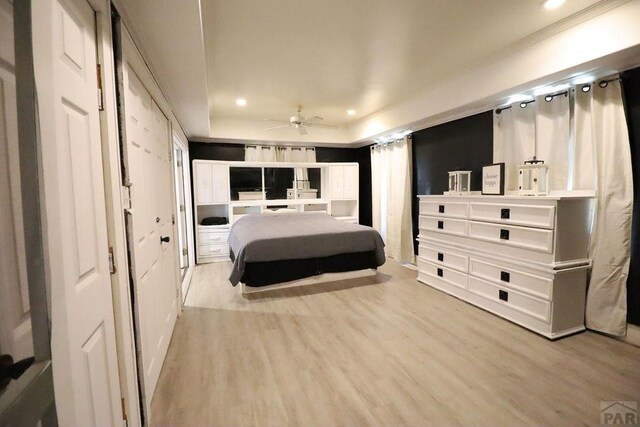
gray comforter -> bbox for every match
[228,213,386,285]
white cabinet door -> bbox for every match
[343,165,358,200]
[330,165,344,199]
[211,164,229,204]
[195,162,213,205]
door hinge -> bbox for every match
[96,64,104,111]
[121,397,128,424]
[172,214,175,225]
[179,204,185,212]
[122,185,132,210]
[108,246,117,274]
[176,160,182,167]
[182,248,188,256]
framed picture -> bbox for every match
[482,163,505,195]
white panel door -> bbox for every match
[35,0,122,424]
[0,0,33,362]
[194,162,213,204]
[211,163,229,204]
[343,165,358,200]
[330,165,344,199]
[122,53,178,412]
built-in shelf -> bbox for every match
[230,198,329,207]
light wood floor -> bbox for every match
[151,259,640,426]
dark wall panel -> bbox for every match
[411,111,494,253]
[621,68,640,325]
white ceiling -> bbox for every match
[202,0,603,127]
[116,0,636,143]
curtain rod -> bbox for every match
[494,75,621,114]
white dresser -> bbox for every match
[417,194,593,339]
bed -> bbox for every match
[228,213,386,292]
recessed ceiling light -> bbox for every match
[543,0,565,10]
[236,98,247,107]
[347,109,356,116]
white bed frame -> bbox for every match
[241,268,377,295]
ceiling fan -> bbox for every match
[264,106,338,135]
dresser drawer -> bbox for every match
[419,215,468,237]
[198,243,230,257]
[198,231,229,245]
[469,258,552,300]
[419,243,468,273]
[420,201,468,219]
[469,202,555,229]
[417,258,467,290]
[468,276,551,323]
[468,221,553,253]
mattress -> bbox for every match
[228,213,386,286]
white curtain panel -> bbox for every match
[370,137,414,264]
[536,93,570,191]
[577,80,633,336]
[245,145,260,161]
[305,147,316,162]
[493,104,536,191]
[370,146,382,233]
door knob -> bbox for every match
[160,236,170,243]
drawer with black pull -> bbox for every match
[419,201,469,219]
[469,202,555,229]
[419,243,469,273]
[419,215,468,237]
[467,221,553,253]
[468,276,551,323]
[417,258,467,290]
[468,258,552,300]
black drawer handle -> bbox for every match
[501,208,510,219]
[500,229,510,240]
[439,205,445,213]
[437,268,443,277]
[500,271,510,282]
[437,221,444,230]
[437,252,444,262]
[499,290,509,302]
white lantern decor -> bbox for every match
[446,170,472,195]
[517,157,549,196]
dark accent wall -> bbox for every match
[411,111,494,253]
[621,68,640,325]
[187,142,373,235]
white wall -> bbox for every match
[348,0,640,143]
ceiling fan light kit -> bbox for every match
[264,106,338,135]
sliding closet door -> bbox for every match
[119,28,178,416]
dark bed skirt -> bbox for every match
[231,250,379,288]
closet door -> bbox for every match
[343,165,358,200]
[330,165,344,199]
[121,29,178,416]
[211,164,229,204]
[194,162,213,204]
